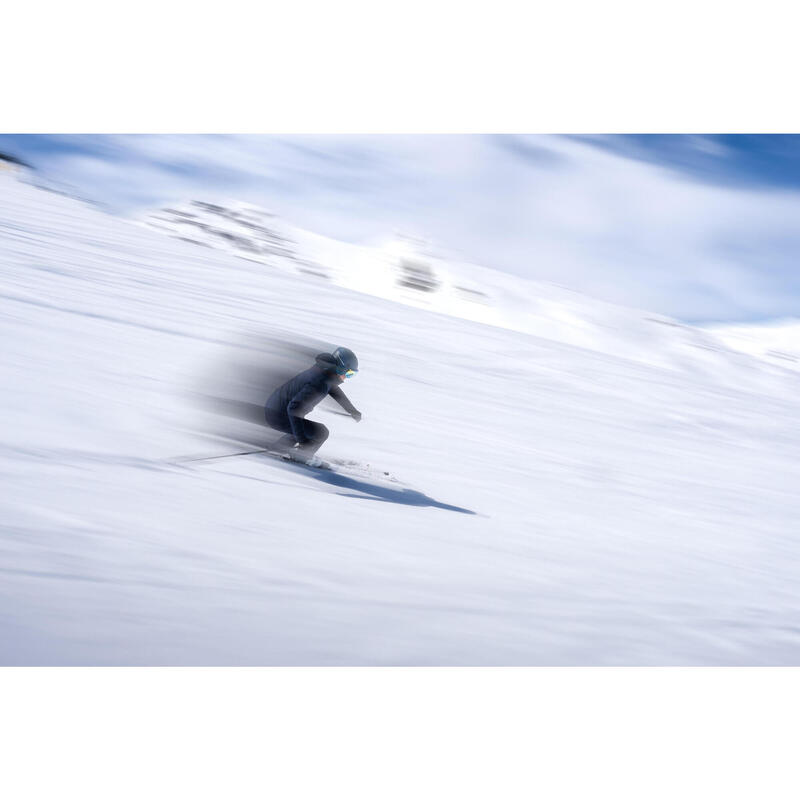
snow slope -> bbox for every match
[705,319,800,371]
[2,173,800,665]
[141,199,768,378]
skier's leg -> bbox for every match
[264,408,298,452]
[271,433,297,453]
[297,421,329,455]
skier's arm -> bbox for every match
[328,386,361,421]
[287,384,325,442]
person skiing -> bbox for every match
[264,347,361,465]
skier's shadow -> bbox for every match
[303,468,476,515]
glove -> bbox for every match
[351,410,362,422]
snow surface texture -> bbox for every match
[705,319,800,372]
[2,173,800,665]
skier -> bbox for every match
[264,347,361,466]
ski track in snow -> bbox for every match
[2,174,800,665]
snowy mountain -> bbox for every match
[141,199,771,381]
[704,319,800,371]
[3,171,800,665]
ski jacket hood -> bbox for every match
[314,353,338,374]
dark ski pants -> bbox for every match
[265,409,329,455]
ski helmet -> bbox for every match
[332,346,358,376]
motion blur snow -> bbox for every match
[2,172,800,665]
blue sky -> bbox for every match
[2,133,800,324]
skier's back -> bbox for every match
[265,347,361,464]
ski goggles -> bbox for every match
[339,368,357,378]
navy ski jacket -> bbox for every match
[265,354,357,443]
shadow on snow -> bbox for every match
[288,462,476,515]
